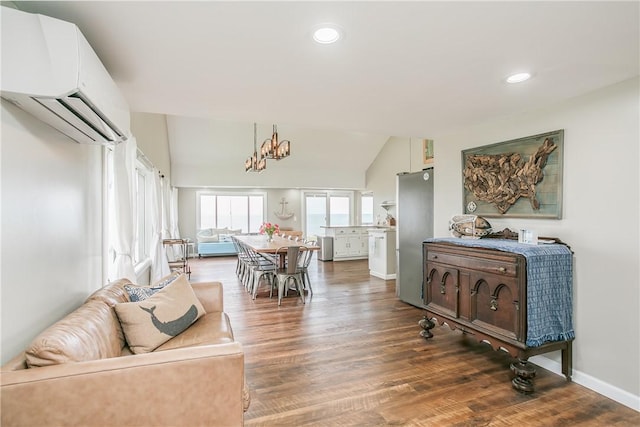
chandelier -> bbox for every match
[261,124,291,160]
[245,123,266,172]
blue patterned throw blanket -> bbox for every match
[424,238,575,347]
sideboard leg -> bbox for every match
[418,315,435,339]
[511,359,536,393]
[562,341,573,381]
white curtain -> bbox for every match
[161,176,175,261]
[170,188,180,239]
[161,175,171,239]
[150,170,170,282]
[111,136,137,282]
[169,187,183,259]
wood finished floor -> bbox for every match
[189,256,639,426]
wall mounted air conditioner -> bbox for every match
[1,7,130,145]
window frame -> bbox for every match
[133,157,153,265]
[196,190,267,233]
[103,146,154,282]
[302,190,355,238]
[360,192,374,226]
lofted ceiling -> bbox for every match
[10,1,640,188]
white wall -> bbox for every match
[166,116,390,190]
[1,100,104,364]
[365,136,432,221]
[131,112,172,177]
[429,78,639,405]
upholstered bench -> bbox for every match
[198,238,237,257]
[197,228,240,257]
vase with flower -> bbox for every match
[259,222,280,242]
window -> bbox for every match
[305,193,327,238]
[197,192,265,233]
[133,161,152,264]
[104,147,153,281]
[329,196,350,226]
[361,193,374,225]
[303,191,354,238]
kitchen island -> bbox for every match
[322,226,394,261]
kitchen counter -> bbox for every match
[368,228,397,279]
[321,226,370,260]
[321,225,396,230]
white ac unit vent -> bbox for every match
[1,7,130,145]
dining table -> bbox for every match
[233,234,320,267]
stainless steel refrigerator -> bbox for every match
[396,169,434,307]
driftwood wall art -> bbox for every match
[461,130,564,219]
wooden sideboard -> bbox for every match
[420,240,573,393]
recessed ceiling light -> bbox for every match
[506,72,532,84]
[312,25,342,44]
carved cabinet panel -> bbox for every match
[424,263,459,318]
[469,272,521,341]
[423,242,525,345]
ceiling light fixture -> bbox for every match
[245,123,266,172]
[506,72,532,84]
[261,124,291,160]
[313,25,342,44]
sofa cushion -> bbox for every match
[197,227,242,243]
[124,272,182,302]
[124,284,162,302]
[155,311,235,352]
[114,275,206,354]
[221,228,242,238]
[151,271,182,288]
[199,234,220,243]
[25,300,125,368]
[85,279,132,306]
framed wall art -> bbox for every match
[461,129,564,219]
[423,139,434,165]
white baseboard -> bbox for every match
[369,271,396,280]
[530,355,640,412]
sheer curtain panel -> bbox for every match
[150,170,170,282]
[111,136,137,282]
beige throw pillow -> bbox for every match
[114,275,205,354]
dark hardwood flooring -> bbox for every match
[189,256,639,426]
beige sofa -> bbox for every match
[1,278,250,426]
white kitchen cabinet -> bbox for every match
[322,226,369,260]
[368,229,396,279]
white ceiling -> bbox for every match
[11,1,640,186]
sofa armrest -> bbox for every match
[191,281,224,313]
[1,343,245,427]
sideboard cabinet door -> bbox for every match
[469,272,522,341]
[424,262,459,319]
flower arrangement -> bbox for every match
[259,222,280,240]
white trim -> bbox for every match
[136,148,154,170]
[369,271,396,280]
[133,257,152,286]
[530,355,640,412]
